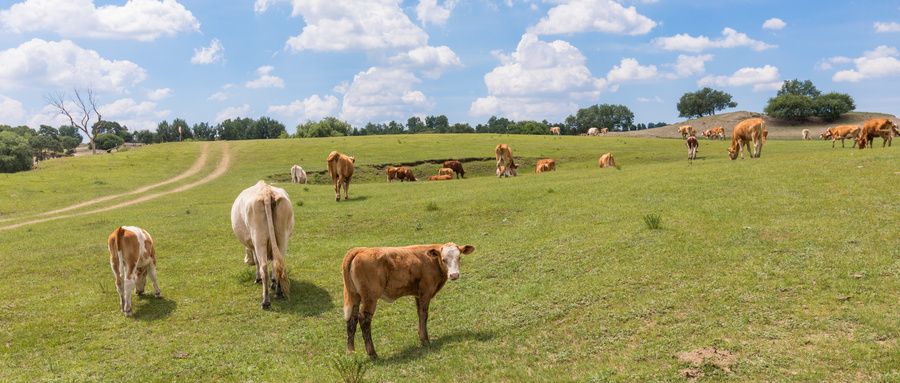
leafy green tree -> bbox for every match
[764,93,814,124]
[814,92,856,122]
[192,122,216,141]
[778,79,821,98]
[217,118,251,141]
[59,136,80,154]
[476,116,511,134]
[676,87,738,119]
[30,135,62,162]
[448,122,475,133]
[171,118,193,141]
[407,116,427,133]
[425,115,450,133]
[507,121,550,135]
[0,130,33,172]
[95,133,124,150]
[567,104,634,133]
[765,80,854,123]
[246,116,285,140]
[294,117,351,138]
[94,120,133,142]
[39,125,59,140]
[58,125,83,144]
[134,129,157,144]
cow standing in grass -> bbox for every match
[442,161,466,179]
[290,165,307,184]
[327,151,355,201]
[495,144,518,177]
[598,153,617,168]
[728,118,765,160]
[534,159,556,173]
[108,226,162,317]
[856,118,895,149]
[687,136,698,160]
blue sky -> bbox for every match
[0,0,898,132]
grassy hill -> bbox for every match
[1,134,899,381]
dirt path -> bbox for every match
[0,143,230,232]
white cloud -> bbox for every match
[874,22,900,33]
[654,27,777,52]
[258,0,428,52]
[94,98,170,131]
[0,94,26,124]
[637,96,663,103]
[388,46,463,79]
[28,104,74,130]
[268,94,340,121]
[208,92,228,101]
[832,45,900,82]
[191,38,224,65]
[529,0,657,36]
[146,88,172,101]
[470,96,578,121]
[215,104,251,123]
[416,0,457,27]
[668,54,714,78]
[762,18,786,30]
[606,58,658,83]
[698,65,781,91]
[0,39,146,92]
[339,67,434,124]
[245,66,285,88]
[0,0,200,41]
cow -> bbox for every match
[686,136,698,160]
[678,125,694,139]
[386,167,399,183]
[327,151,355,201]
[587,127,600,136]
[107,226,161,316]
[394,167,417,182]
[579,133,588,136]
[342,243,476,359]
[702,129,712,140]
[711,127,725,140]
[438,168,454,177]
[601,128,609,134]
[442,160,466,179]
[802,129,810,141]
[598,153,617,168]
[231,181,293,309]
[290,165,307,184]
[856,118,895,149]
[427,174,453,181]
[762,130,768,143]
[825,125,860,148]
[728,118,765,160]
[534,158,556,173]
[550,126,561,135]
[495,144,518,178]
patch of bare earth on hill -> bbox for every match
[676,346,737,380]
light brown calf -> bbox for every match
[427,174,453,181]
[495,144,518,177]
[825,125,860,148]
[550,126,561,135]
[438,168,454,177]
[598,153,617,168]
[395,167,417,181]
[327,151,355,201]
[728,118,765,160]
[802,129,810,140]
[442,160,466,179]
[856,118,895,149]
[686,136,698,160]
[534,158,556,173]
[108,226,161,317]
[386,167,399,183]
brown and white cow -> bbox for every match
[678,125,694,139]
[427,174,453,181]
[108,226,161,316]
[856,118,895,149]
[802,129,810,141]
[231,181,293,309]
[550,126,561,135]
[386,167,399,183]
[442,160,466,179]
[342,243,476,359]
[290,165,307,184]
[825,125,860,148]
[438,168,454,177]
[728,118,765,160]
[327,151,355,201]
[598,152,617,168]
[495,144,518,177]
[702,129,712,140]
[600,128,609,134]
[587,127,600,136]
[686,136,698,160]
[711,127,725,140]
[534,158,556,173]
[394,167,417,182]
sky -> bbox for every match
[0,0,898,133]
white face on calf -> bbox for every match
[441,243,475,280]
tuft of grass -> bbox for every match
[424,201,439,211]
[303,187,309,192]
[547,188,555,194]
[329,354,370,383]
[643,213,662,230]
[296,200,304,207]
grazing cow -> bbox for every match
[442,160,466,179]
[702,129,712,139]
[587,127,600,136]
[107,226,161,316]
[427,174,453,181]
[534,163,552,173]
[392,167,417,182]
[495,144,518,178]
[327,151,355,201]
[856,118,895,149]
[711,127,725,140]
[579,133,588,137]
[686,136,698,160]
[728,118,765,160]
[386,167,399,183]
[598,153,617,168]
[438,168,454,177]
[802,129,811,141]
[290,165,307,184]
[342,243,476,359]
[601,128,609,134]
[550,126,561,135]
[825,125,861,148]
[534,158,556,173]
[678,125,693,139]
[231,181,293,309]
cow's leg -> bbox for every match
[345,302,360,354]
[496,160,503,178]
[114,274,125,312]
[360,298,379,359]
[123,271,135,317]
[342,178,350,200]
[332,176,341,202]
[255,245,271,309]
[147,263,162,298]
[415,297,432,345]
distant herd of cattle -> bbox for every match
[107,116,897,358]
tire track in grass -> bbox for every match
[0,143,230,232]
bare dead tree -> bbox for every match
[44,88,103,154]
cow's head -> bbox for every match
[821,132,832,140]
[509,164,518,176]
[429,243,475,280]
[727,147,738,160]
[857,138,867,149]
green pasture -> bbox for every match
[1,134,898,381]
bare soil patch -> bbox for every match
[676,346,737,379]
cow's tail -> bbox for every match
[341,248,362,319]
[327,151,339,163]
[264,187,290,299]
[112,226,126,270]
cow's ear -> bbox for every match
[427,249,441,258]
[459,245,475,255]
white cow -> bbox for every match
[231,180,294,309]
[107,226,161,316]
[587,127,600,136]
[291,165,307,184]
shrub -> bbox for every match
[643,213,662,230]
[95,133,124,151]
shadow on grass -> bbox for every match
[134,295,177,321]
[378,330,495,363]
[274,279,334,316]
[337,196,367,203]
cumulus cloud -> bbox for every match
[0,0,200,41]
[97,98,170,131]
[0,39,146,92]
[698,65,781,91]
[245,66,285,88]
[0,94,26,124]
[654,27,777,52]
[339,67,434,124]
[146,88,172,101]
[268,95,340,121]
[529,0,656,36]
[763,18,786,30]
[668,54,714,78]
[606,58,658,83]
[470,96,579,121]
[256,0,428,52]
[832,45,900,82]
[191,38,224,64]
[216,104,251,123]
[208,91,228,101]
[874,22,900,33]
[388,46,463,79]
[637,96,663,103]
[416,0,457,27]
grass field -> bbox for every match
[1,133,899,381]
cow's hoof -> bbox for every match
[136,291,144,295]
[255,278,262,284]
[274,291,285,299]
[261,302,271,310]
[367,352,378,360]
[125,310,133,317]
[155,293,162,298]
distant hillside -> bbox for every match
[616,111,897,139]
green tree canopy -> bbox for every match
[765,80,855,123]
[814,92,856,122]
[676,87,738,119]
[777,79,821,98]
[95,133,124,150]
[566,104,634,134]
[0,130,34,173]
[764,93,815,123]
[294,117,351,138]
